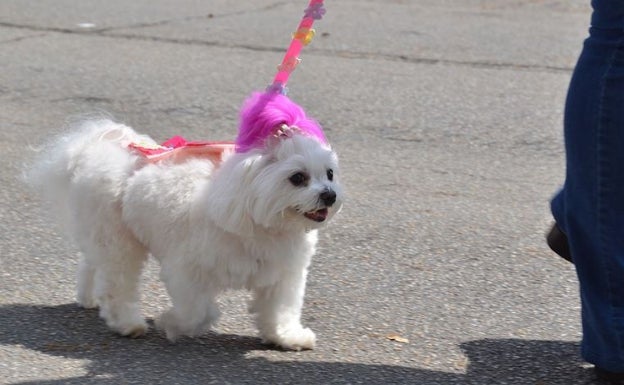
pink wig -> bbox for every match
[235,92,327,153]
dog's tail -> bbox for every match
[24,119,150,234]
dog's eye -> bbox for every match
[289,172,307,187]
[327,169,334,181]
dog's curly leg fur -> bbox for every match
[88,251,148,338]
[76,257,97,309]
[251,269,316,351]
[156,263,222,341]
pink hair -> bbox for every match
[235,92,327,153]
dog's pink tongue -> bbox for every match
[304,208,328,222]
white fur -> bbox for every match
[27,119,343,350]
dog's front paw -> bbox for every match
[156,309,216,342]
[262,326,316,351]
[156,311,183,342]
[99,304,148,338]
[105,317,148,338]
[118,322,148,338]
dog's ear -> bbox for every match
[204,153,265,236]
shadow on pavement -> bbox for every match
[0,304,596,384]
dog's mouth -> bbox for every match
[304,208,328,222]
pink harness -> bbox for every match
[128,136,235,164]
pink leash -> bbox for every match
[128,0,327,161]
[268,0,326,94]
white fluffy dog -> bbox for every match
[27,92,342,350]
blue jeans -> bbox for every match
[551,0,624,372]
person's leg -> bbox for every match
[551,0,624,373]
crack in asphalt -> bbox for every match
[0,32,48,44]
[94,1,289,33]
[0,20,573,74]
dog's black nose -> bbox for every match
[320,189,337,207]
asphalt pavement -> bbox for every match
[0,1,598,384]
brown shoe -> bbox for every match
[595,366,624,383]
[546,223,573,263]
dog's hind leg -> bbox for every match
[87,239,149,338]
[72,205,149,337]
[156,263,221,341]
[76,256,97,309]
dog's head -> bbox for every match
[206,92,343,235]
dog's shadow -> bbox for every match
[0,303,597,384]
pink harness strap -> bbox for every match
[128,136,235,164]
